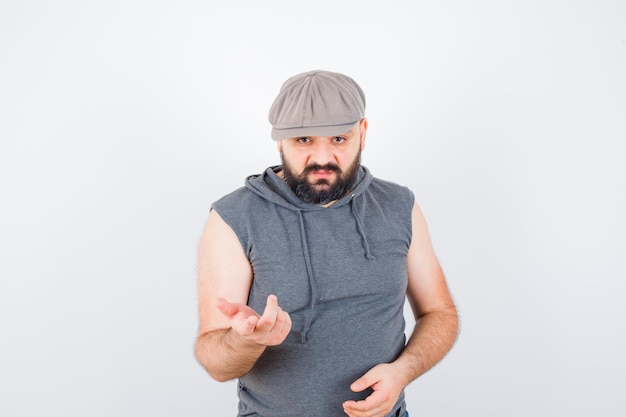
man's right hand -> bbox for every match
[216,294,292,347]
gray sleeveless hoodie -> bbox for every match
[211,165,414,417]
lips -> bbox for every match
[309,170,335,179]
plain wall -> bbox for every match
[1,1,625,416]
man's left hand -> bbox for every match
[342,363,405,417]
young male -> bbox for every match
[195,70,458,417]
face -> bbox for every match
[278,118,368,204]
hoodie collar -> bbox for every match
[245,165,373,210]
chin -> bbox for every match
[311,181,333,190]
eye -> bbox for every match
[296,137,311,143]
[332,136,346,143]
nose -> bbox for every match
[309,138,335,165]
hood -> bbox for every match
[245,165,373,211]
[244,165,375,343]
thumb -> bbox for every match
[263,294,278,312]
[350,369,378,393]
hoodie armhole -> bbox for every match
[210,204,250,258]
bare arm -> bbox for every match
[194,210,292,382]
[391,202,459,382]
[344,202,459,417]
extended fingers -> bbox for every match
[218,295,291,346]
[216,298,260,338]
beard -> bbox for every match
[281,152,361,205]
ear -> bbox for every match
[276,140,283,153]
[359,118,368,151]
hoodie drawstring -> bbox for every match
[350,194,375,260]
[297,196,374,343]
[297,210,317,343]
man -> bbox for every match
[195,70,458,417]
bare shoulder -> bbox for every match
[197,209,253,334]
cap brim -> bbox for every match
[271,121,359,141]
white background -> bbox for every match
[1,1,625,416]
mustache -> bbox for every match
[302,163,341,175]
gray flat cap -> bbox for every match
[268,70,366,141]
